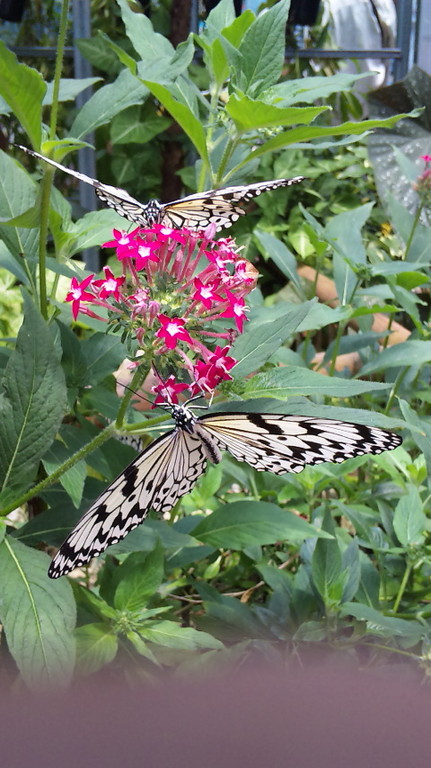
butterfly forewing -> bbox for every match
[197,413,402,475]
[48,427,208,578]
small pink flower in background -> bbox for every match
[420,155,431,163]
[65,274,95,319]
[413,154,431,206]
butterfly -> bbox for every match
[16,145,304,232]
[47,401,401,578]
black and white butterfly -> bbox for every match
[16,145,304,232]
[48,402,401,578]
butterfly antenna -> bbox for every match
[116,380,153,408]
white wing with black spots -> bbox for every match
[16,145,304,232]
[48,428,208,578]
[197,413,402,475]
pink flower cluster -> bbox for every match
[66,224,258,397]
[413,154,431,204]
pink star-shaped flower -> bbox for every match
[218,290,249,332]
[155,314,193,350]
[65,274,95,319]
[92,267,125,300]
[192,278,224,309]
[152,375,189,405]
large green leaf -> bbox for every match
[241,366,391,400]
[238,0,290,95]
[0,41,45,148]
[360,340,431,375]
[0,537,76,686]
[226,95,326,132]
[0,293,67,503]
[0,151,39,261]
[231,300,315,377]
[69,69,149,140]
[193,500,332,549]
[141,81,210,166]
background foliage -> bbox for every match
[0,0,430,686]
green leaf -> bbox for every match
[271,72,375,105]
[254,229,302,292]
[0,150,39,260]
[340,602,425,642]
[324,203,373,304]
[360,340,431,375]
[311,509,347,607]
[75,623,118,675]
[139,620,223,650]
[241,366,391,400]
[230,300,315,377]
[193,500,333,549]
[43,77,102,105]
[142,81,210,167]
[111,106,171,144]
[0,537,76,686]
[0,41,45,148]
[225,95,326,132]
[236,112,421,168]
[0,293,67,502]
[238,0,290,94]
[69,69,149,139]
[80,332,127,387]
[114,545,165,612]
[42,441,86,509]
[393,487,426,547]
[116,0,174,65]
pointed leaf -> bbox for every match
[0,293,67,502]
[0,537,76,686]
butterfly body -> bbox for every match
[48,403,401,578]
[16,145,304,231]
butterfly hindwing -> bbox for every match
[197,413,402,475]
[48,428,208,578]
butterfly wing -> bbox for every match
[16,144,151,224]
[161,177,304,231]
[48,428,208,578]
[197,412,401,475]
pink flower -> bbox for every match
[420,155,431,163]
[134,239,160,270]
[208,345,237,373]
[192,278,224,309]
[92,267,125,300]
[102,227,141,255]
[65,274,95,319]
[190,346,237,394]
[155,314,194,350]
[218,290,249,332]
[152,375,189,405]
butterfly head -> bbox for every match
[143,199,164,226]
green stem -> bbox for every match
[49,0,70,140]
[37,0,70,318]
[37,167,55,319]
[392,560,413,614]
[1,422,117,519]
[214,136,240,187]
[384,367,409,415]
[115,365,149,429]
[328,320,346,376]
[404,201,424,261]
